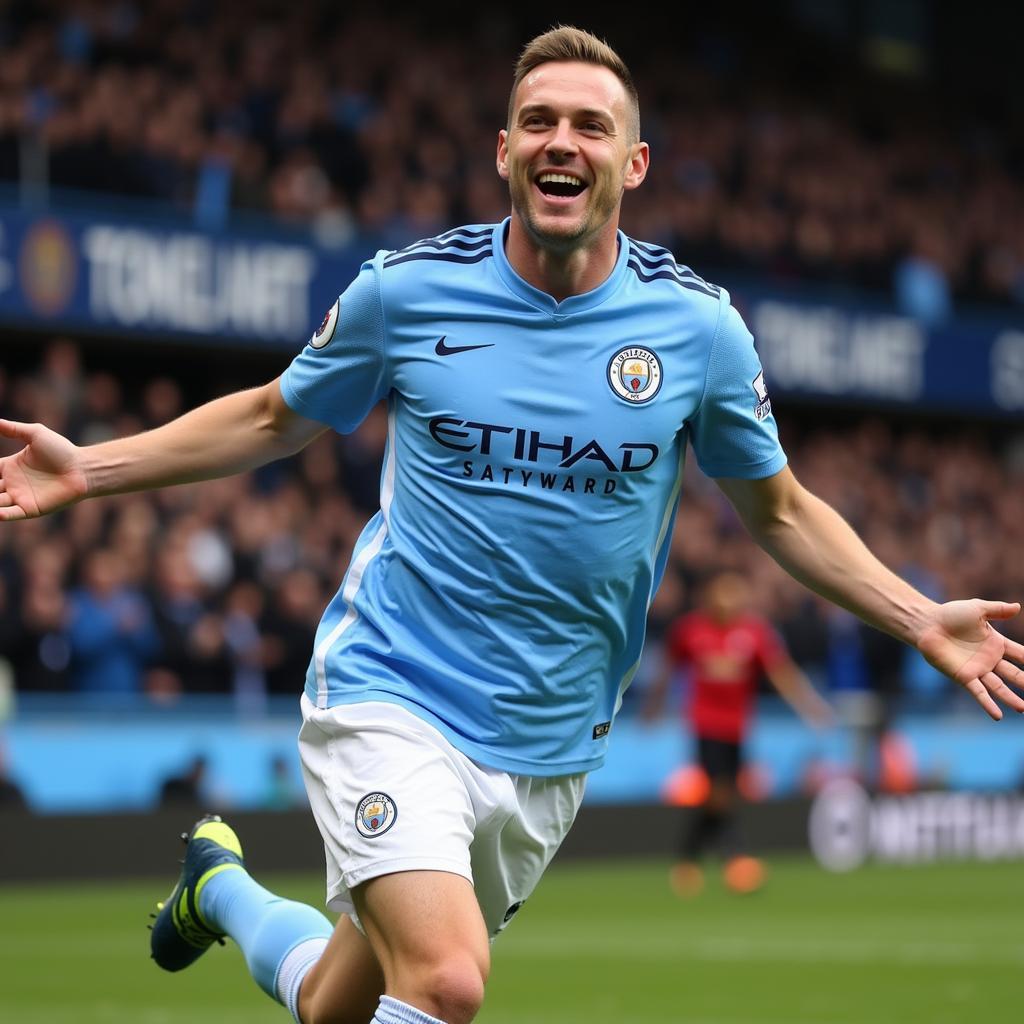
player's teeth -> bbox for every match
[538,174,583,186]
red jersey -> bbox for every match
[666,611,786,743]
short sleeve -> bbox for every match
[688,295,788,479]
[279,257,388,434]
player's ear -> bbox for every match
[496,129,509,181]
[623,141,650,191]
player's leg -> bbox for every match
[297,699,501,1023]
[348,870,490,1024]
[697,738,740,847]
[671,736,717,893]
[716,740,765,893]
[672,737,743,894]
[298,710,586,1024]
[150,815,383,1020]
[703,738,742,853]
[294,914,385,1024]
[355,769,586,1022]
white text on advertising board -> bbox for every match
[809,779,1024,871]
[83,226,315,340]
[754,301,926,401]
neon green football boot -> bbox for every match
[149,814,245,971]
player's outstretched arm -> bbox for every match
[763,657,833,729]
[0,377,325,521]
[717,467,1024,720]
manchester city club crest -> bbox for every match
[607,346,663,404]
[355,791,397,839]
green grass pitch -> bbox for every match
[2,857,1020,1023]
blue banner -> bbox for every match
[732,290,1024,416]
[0,207,362,347]
[2,204,1023,414]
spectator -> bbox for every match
[223,581,268,711]
[65,548,159,695]
[260,568,323,696]
[158,754,209,808]
[263,753,301,810]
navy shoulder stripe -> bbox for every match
[627,241,720,297]
[385,234,492,260]
[630,249,719,291]
[385,236,492,261]
[437,225,493,242]
[626,257,720,299]
[628,239,719,290]
[631,239,696,269]
[630,238,677,258]
[386,225,493,260]
[383,247,494,269]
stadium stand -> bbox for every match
[0,2,1022,307]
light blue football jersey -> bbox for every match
[280,219,787,775]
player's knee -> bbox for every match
[409,951,488,1024]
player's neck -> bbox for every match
[505,215,620,303]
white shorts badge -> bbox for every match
[607,346,663,404]
[355,791,397,838]
[310,298,340,349]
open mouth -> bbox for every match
[535,172,587,201]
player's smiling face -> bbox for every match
[497,61,649,251]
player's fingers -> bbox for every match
[980,600,1021,621]
[0,419,35,443]
[984,671,1024,713]
[965,678,1002,720]
[996,659,1024,687]
[1001,636,1024,664]
[0,493,13,507]
[0,505,27,522]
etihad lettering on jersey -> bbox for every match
[429,417,658,470]
[428,416,660,497]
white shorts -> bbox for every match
[298,696,587,938]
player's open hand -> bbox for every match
[0,419,89,521]
[916,599,1024,720]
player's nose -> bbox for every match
[545,117,579,159]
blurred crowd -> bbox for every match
[3,338,1024,712]
[1,3,1023,313]
[0,339,385,705]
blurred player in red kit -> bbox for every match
[645,571,831,894]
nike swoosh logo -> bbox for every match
[435,336,495,357]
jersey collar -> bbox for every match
[491,217,629,317]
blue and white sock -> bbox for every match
[198,869,331,1019]
[276,936,329,1022]
[371,995,449,1023]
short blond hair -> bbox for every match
[508,26,640,143]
